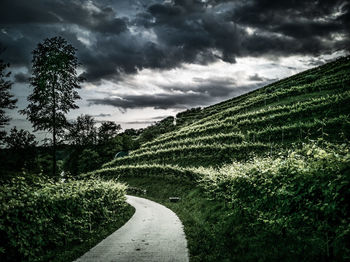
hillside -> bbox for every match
[85,56,350,261]
[102,56,350,169]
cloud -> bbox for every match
[0,0,128,34]
[248,73,276,82]
[87,80,263,110]
[232,0,350,54]
[1,0,349,85]
[14,72,30,83]
[90,113,112,117]
[1,0,349,123]
[151,115,171,120]
[123,120,157,125]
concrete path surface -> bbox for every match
[75,195,189,262]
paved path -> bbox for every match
[75,195,189,262]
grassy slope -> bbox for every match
[86,56,350,261]
[103,57,350,169]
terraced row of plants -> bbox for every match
[176,56,350,126]
[83,164,202,182]
[142,70,349,148]
[140,91,350,150]
[109,87,349,169]
[119,115,348,168]
[197,70,349,121]
[247,115,350,143]
[131,115,349,159]
[105,142,270,168]
[132,132,244,155]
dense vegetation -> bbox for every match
[85,56,350,261]
[0,175,133,262]
[1,50,349,261]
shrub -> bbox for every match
[199,143,350,261]
[0,176,128,261]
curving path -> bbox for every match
[75,195,189,262]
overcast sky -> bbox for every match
[1,0,349,138]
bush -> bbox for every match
[0,176,128,261]
[199,143,350,261]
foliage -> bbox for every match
[175,107,202,127]
[82,164,201,182]
[20,36,82,177]
[198,143,350,261]
[0,59,17,143]
[0,176,129,261]
[98,121,121,144]
[77,149,102,174]
[104,142,270,168]
[1,128,38,173]
[138,116,175,144]
[62,119,132,176]
[5,127,38,150]
[20,36,82,133]
[88,142,350,261]
[65,114,97,146]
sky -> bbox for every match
[0,0,349,139]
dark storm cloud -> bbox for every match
[0,24,88,68]
[14,72,30,83]
[151,115,171,120]
[78,36,186,82]
[141,0,349,60]
[248,74,266,82]
[123,120,157,125]
[231,0,350,54]
[0,0,127,34]
[90,113,112,117]
[88,79,263,110]
[0,0,349,89]
[0,0,127,75]
[88,93,205,110]
[123,115,173,125]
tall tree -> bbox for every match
[21,36,82,177]
[0,59,17,144]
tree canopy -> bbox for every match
[5,127,38,150]
[65,114,97,146]
[98,121,122,144]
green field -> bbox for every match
[84,56,350,261]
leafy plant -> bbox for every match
[0,176,129,261]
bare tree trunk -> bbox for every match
[52,80,56,178]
